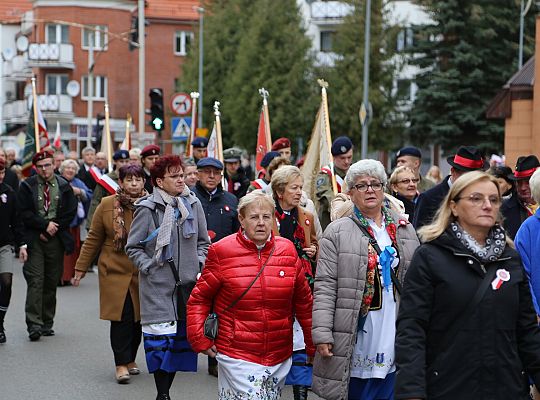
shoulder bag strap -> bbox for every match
[223,246,275,313]
[349,216,403,294]
[437,264,497,352]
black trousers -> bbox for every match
[110,291,142,366]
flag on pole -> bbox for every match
[255,109,269,175]
[302,82,335,203]
[53,121,61,149]
[120,114,132,150]
[207,123,218,159]
[21,101,50,176]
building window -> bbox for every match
[396,78,412,101]
[46,24,69,44]
[46,74,69,95]
[174,31,193,56]
[82,26,108,51]
[397,27,415,52]
[320,31,335,53]
[81,76,107,100]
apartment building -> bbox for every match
[1,0,199,155]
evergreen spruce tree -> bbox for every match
[408,0,535,152]
[180,0,316,151]
[324,0,403,151]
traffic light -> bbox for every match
[149,88,164,132]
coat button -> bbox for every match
[467,259,473,265]
[279,271,285,277]
[433,371,439,376]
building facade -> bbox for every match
[1,0,199,156]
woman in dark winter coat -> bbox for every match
[389,166,419,222]
[395,171,540,400]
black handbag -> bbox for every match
[203,246,275,340]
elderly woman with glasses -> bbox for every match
[396,171,540,400]
[126,155,210,400]
[312,160,419,400]
[389,166,419,222]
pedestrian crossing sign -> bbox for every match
[171,117,191,140]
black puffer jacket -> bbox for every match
[395,230,540,400]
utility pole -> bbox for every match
[86,31,94,149]
[518,0,533,69]
[197,7,204,129]
[138,0,145,145]
[360,0,371,160]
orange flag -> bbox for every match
[255,109,269,176]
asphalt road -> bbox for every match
[0,263,322,400]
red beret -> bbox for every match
[32,149,54,165]
[141,144,161,158]
[271,137,291,151]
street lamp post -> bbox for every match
[360,0,371,160]
[197,7,204,129]
[138,0,145,145]
[518,0,533,69]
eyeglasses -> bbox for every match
[397,178,420,185]
[455,193,502,207]
[163,174,184,180]
[352,182,384,192]
[36,163,53,169]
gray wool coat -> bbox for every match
[126,190,210,325]
[311,209,419,400]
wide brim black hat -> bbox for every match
[446,146,488,171]
[509,155,540,180]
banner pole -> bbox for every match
[31,76,40,152]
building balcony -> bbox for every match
[314,51,341,68]
[3,54,32,81]
[3,95,74,124]
[310,1,353,24]
[27,43,75,69]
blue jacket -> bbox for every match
[515,208,540,314]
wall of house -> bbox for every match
[505,99,533,168]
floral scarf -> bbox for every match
[274,202,314,283]
[353,206,398,318]
[113,188,146,252]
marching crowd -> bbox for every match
[1,136,540,400]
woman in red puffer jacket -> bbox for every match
[187,190,314,399]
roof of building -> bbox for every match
[144,0,200,20]
[0,0,31,23]
[0,1,198,23]
[504,56,535,88]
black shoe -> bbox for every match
[41,328,55,337]
[208,364,218,377]
[0,330,5,344]
[156,394,171,400]
[28,328,41,342]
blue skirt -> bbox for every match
[143,320,198,373]
[285,351,313,386]
[348,372,395,400]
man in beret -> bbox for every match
[192,137,209,164]
[223,147,250,200]
[316,136,354,230]
[414,145,487,229]
[140,144,160,194]
[192,157,240,377]
[76,146,98,190]
[501,155,540,239]
[249,151,281,193]
[18,150,77,341]
[395,146,434,193]
[87,149,131,228]
[271,137,292,161]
